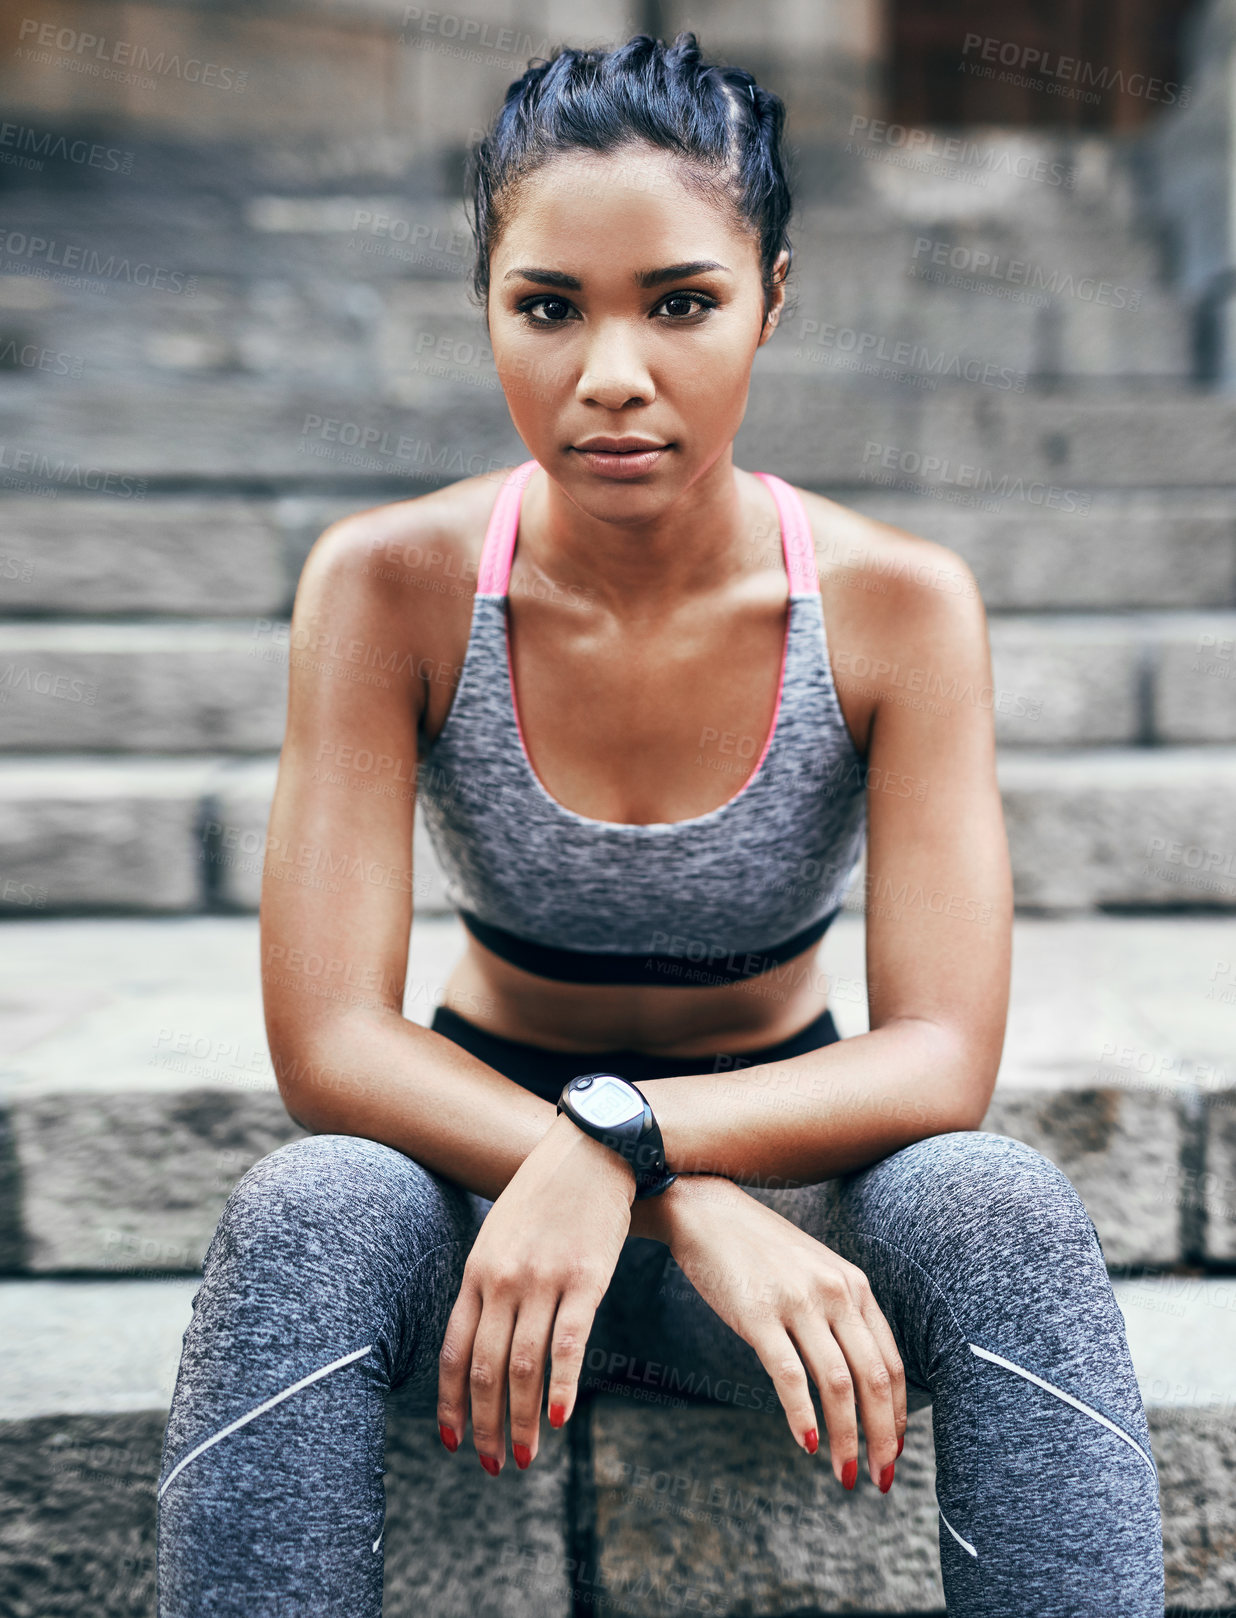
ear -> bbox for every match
[757,248,790,346]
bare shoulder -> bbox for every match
[788,486,989,754]
[287,469,517,721]
[796,487,981,619]
[302,464,514,596]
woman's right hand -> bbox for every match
[647,1173,906,1491]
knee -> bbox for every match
[208,1134,434,1272]
[899,1130,1102,1263]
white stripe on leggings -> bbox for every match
[938,1505,978,1558]
[968,1343,1157,1480]
[157,1344,375,1500]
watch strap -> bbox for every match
[558,1072,674,1196]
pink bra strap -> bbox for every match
[477,458,539,596]
[477,460,817,597]
[753,471,819,595]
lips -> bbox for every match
[573,439,669,454]
[571,441,670,479]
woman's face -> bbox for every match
[486,142,787,502]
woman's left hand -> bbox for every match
[436,1110,637,1473]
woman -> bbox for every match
[156,32,1164,1617]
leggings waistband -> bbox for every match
[429,1003,842,1105]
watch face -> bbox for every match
[574,1074,643,1129]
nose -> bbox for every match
[575,318,655,410]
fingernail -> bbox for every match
[801,1427,818,1454]
[479,1453,500,1476]
[879,1461,895,1493]
[842,1458,858,1490]
[896,1432,904,1458]
[513,1442,532,1469]
[549,1403,567,1428]
[438,1423,458,1453]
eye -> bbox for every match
[514,291,719,328]
[655,292,717,319]
[516,295,576,326]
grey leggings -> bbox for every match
[156,1008,1164,1616]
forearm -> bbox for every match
[274,1005,565,1199]
[638,1016,983,1189]
[271,1004,677,1240]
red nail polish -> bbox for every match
[438,1423,458,1453]
[549,1403,567,1428]
[479,1453,500,1476]
[879,1461,895,1493]
[802,1427,818,1454]
[842,1458,858,1490]
[896,1432,904,1458]
[513,1442,532,1469]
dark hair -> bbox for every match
[464,31,794,326]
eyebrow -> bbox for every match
[502,260,732,289]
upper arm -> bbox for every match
[259,509,431,1098]
[857,539,1013,1128]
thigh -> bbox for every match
[158,1135,491,1616]
[162,1134,490,1465]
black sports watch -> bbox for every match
[556,1072,679,1200]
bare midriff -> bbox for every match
[438,935,837,1055]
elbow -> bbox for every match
[267,1027,332,1137]
[945,1061,999,1135]
[909,1018,998,1135]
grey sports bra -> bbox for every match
[415,459,867,988]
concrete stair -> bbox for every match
[2,1273,1233,1616]
[1,17,1234,1606]
[2,911,1236,1612]
[1,910,1232,1275]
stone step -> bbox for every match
[5,375,1236,486]
[0,913,1232,1273]
[0,180,1179,293]
[6,745,1232,915]
[587,1271,1236,1615]
[0,496,290,617]
[4,490,1233,618]
[0,612,1231,751]
[0,1271,1230,1614]
[843,488,1236,611]
[0,218,1189,386]
[0,1276,573,1617]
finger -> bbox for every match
[507,1293,557,1469]
[855,1284,907,1456]
[747,1324,821,1459]
[827,1284,899,1490]
[437,1275,483,1454]
[469,1294,518,1475]
[545,1290,600,1429]
[784,1315,861,1488]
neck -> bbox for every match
[518,452,775,620]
